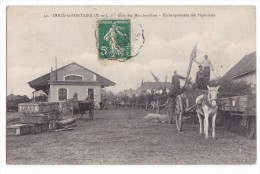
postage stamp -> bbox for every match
[98,20,131,60]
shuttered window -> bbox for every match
[58,88,67,101]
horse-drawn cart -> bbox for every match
[220,94,256,139]
[172,91,256,139]
[152,44,256,139]
[70,100,94,119]
[173,89,208,131]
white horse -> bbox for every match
[195,85,219,139]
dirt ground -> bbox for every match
[6,109,256,165]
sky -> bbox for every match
[7,6,256,97]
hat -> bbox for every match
[198,65,203,68]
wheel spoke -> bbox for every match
[175,96,183,131]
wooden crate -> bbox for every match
[48,121,57,130]
[7,123,48,136]
[18,102,60,114]
[46,111,61,121]
[220,94,256,113]
[29,123,48,134]
[20,114,48,124]
[7,124,32,136]
[55,118,77,129]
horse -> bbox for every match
[195,85,219,139]
[151,96,168,114]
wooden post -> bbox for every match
[157,98,160,114]
[35,91,37,102]
[32,91,35,103]
[145,96,148,109]
[55,56,58,80]
[192,112,195,124]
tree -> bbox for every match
[6,94,31,111]
[210,78,252,96]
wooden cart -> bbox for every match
[173,91,256,139]
[70,100,94,120]
[220,94,256,139]
[174,89,207,131]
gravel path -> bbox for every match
[6,109,256,164]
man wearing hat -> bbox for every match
[194,55,214,85]
[196,65,206,90]
[171,70,180,96]
[168,70,181,124]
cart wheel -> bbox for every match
[175,96,183,131]
[246,116,256,139]
[224,114,232,131]
[89,108,94,120]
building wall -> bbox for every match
[49,84,101,107]
[56,63,96,81]
[233,72,256,84]
[233,72,256,93]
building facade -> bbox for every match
[28,62,115,107]
[222,51,256,93]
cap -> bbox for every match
[198,65,203,68]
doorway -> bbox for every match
[88,89,94,100]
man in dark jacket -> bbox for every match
[168,71,181,124]
[194,54,214,85]
[171,71,180,96]
[196,65,206,90]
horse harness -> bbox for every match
[197,94,218,115]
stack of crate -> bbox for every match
[7,102,61,136]
[55,117,77,129]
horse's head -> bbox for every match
[207,85,219,108]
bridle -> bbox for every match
[207,90,218,108]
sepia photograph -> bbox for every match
[5,5,256,166]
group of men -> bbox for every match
[195,54,214,90]
[171,54,214,93]
[168,54,214,124]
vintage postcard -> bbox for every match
[6,6,256,165]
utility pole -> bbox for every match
[55,56,58,80]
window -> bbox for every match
[58,88,67,101]
[65,75,83,81]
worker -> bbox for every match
[168,70,181,124]
[196,65,206,90]
[194,54,214,85]
[171,70,180,96]
[73,93,78,100]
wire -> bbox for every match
[213,70,221,79]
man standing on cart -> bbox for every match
[194,54,214,85]
[196,65,206,90]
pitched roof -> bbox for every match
[28,62,116,91]
[137,82,172,90]
[222,51,256,80]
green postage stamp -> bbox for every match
[98,20,131,60]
